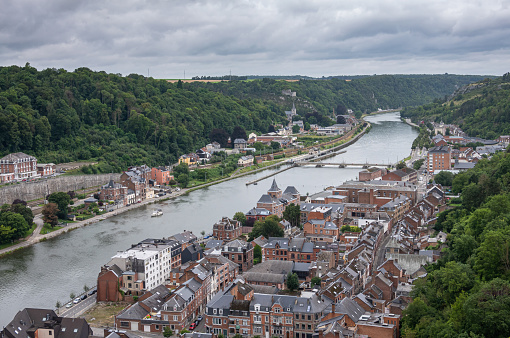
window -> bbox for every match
[120,322,129,328]
[275,307,280,313]
[49,332,52,336]
[212,318,222,325]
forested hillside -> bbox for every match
[401,72,510,139]
[402,150,510,337]
[0,64,286,172]
[0,64,487,172]
[192,74,488,117]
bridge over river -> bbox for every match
[293,161,395,168]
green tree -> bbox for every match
[70,292,76,300]
[311,277,321,287]
[0,225,15,244]
[209,128,230,147]
[253,244,262,264]
[177,174,189,188]
[42,203,59,226]
[271,141,280,150]
[292,125,300,133]
[173,163,190,176]
[462,278,510,337]
[286,272,299,291]
[434,171,454,186]
[451,234,478,264]
[413,159,425,170]
[0,211,30,242]
[473,228,510,281]
[163,327,174,337]
[462,183,484,210]
[283,204,301,228]
[401,297,438,333]
[48,192,71,219]
[231,126,247,142]
[249,215,283,240]
[233,211,247,226]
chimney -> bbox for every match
[332,302,336,313]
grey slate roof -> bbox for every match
[268,178,280,192]
[257,194,274,204]
[205,239,223,249]
[175,286,194,302]
[246,208,271,216]
[283,186,299,195]
[263,237,289,249]
[243,272,285,284]
[249,284,279,294]
[335,297,365,322]
[249,259,293,274]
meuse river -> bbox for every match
[0,112,417,327]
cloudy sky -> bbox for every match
[1,0,509,78]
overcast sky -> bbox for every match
[1,0,509,78]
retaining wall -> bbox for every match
[0,174,121,204]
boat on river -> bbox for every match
[151,209,163,217]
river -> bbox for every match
[0,112,417,327]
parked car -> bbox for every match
[80,294,87,300]
[73,298,81,304]
[66,303,73,308]
[196,315,203,322]
[88,289,97,296]
[189,323,196,331]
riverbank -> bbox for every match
[0,121,371,258]
[403,118,420,129]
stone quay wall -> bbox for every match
[0,174,121,205]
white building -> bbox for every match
[109,240,178,291]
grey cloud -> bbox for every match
[1,0,509,77]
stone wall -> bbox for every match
[0,174,121,205]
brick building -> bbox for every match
[427,146,452,173]
[0,152,38,183]
[358,167,387,181]
[151,166,174,185]
[256,179,300,218]
[100,179,129,206]
[221,239,254,272]
[213,217,242,241]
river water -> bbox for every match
[0,112,417,327]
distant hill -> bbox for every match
[0,64,489,172]
[401,72,510,139]
[190,74,490,118]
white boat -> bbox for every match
[151,209,163,217]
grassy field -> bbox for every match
[83,302,131,327]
